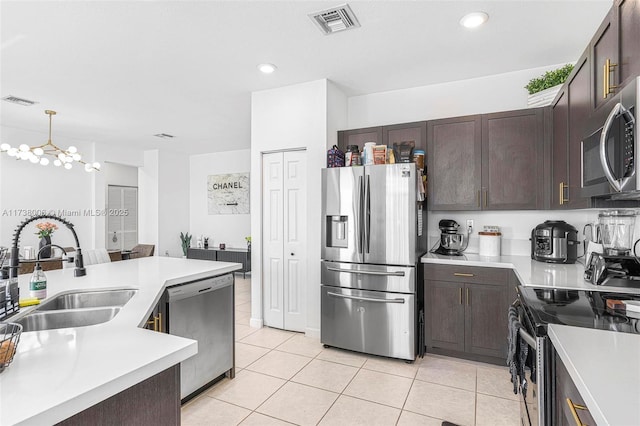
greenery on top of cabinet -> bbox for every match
[525,64,574,95]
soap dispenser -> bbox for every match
[30,262,47,299]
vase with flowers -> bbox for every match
[35,222,58,259]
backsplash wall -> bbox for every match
[427,209,613,257]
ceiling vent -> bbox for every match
[2,95,38,106]
[154,133,175,139]
[309,3,360,35]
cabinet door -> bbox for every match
[482,108,546,210]
[552,89,569,209]
[617,0,640,85]
[337,127,383,152]
[382,121,427,166]
[567,55,592,208]
[464,283,508,359]
[592,9,618,110]
[425,280,465,352]
[555,352,597,426]
[427,116,482,211]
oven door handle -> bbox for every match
[600,102,635,192]
[519,328,537,348]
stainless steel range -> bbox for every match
[514,286,640,425]
[320,163,427,361]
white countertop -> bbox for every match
[421,252,640,295]
[548,324,640,426]
[0,257,241,426]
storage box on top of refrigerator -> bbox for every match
[321,163,427,361]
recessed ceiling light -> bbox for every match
[460,12,489,29]
[257,63,277,74]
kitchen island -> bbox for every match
[0,256,241,426]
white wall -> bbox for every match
[138,149,190,257]
[347,63,570,128]
[189,150,251,248]
[0,125,143,254]
[251,79,347,336]
[0,154,94,251]
[429,210,599,257]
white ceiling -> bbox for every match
[0,1,611,155]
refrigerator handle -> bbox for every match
[365,174,371,254]
[357,175,364,254]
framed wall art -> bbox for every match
[207,173,250,214]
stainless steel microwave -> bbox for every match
[582,77,638,198]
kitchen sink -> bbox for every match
[14,307,122,332]
[35,289,137,311]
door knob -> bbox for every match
[291,253,295,256]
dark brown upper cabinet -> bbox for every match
[617,0,640,85]
[336,126,383,152]
[482,108,548,210]
[427,115,482,211]
[382,121,427,158]
[592,1,640,111]
[592,8,617,111]
[427,108,548,211]
[337,122,426,156]
[552,54,592,209]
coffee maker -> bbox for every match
[431,219,470,256]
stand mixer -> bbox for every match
[431,219,470,256]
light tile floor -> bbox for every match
[182,276,520,426]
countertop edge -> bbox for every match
[20,339,198,426]
[548,325,609,426]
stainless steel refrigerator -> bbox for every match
[321,163,427,361]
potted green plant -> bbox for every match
[180,232,192,257]
[525,63,574,107]
[245,236,251,251]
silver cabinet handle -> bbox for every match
[600,102,635,192]
[326,267,405,276]
[328,291,405,304]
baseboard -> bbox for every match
[249,317,263,329]
[304,327,320,339]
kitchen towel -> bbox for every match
[507,305,529,397]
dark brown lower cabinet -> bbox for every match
[57,364,180,425]
[424,264,511,364]
[555,351,596,426]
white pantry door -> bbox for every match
[262,150,307,332]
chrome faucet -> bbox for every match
[9,214,86,278]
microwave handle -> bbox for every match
[600,102,635,192]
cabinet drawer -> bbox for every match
[424,264,509,285]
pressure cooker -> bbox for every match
[531,220,579,264]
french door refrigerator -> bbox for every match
[321,163,427,361]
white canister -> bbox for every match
[363,142,376,166]
[478,232,501,257]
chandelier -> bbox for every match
[0,110,101,172]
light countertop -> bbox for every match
[421,252,640,295]
[548,324,640,425]
[0,257,241,426]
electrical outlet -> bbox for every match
[466,219,474,230]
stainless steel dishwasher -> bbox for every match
[165,273,234,402]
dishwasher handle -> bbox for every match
[166,274,233,302]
